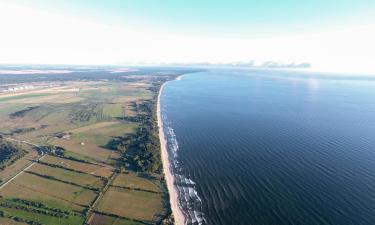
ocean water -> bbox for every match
[160,69,375,225]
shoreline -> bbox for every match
[157,76,185,225]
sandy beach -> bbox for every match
[157,78,185,225]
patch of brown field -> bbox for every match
[52,139,116,164]
[0,88,54,99]
[0,82,123,105]
[46,87,80,92]
[96,187,163,222]
[0,172,96,211]
[88,213,140,225]
[122,102,137,116]
[0,217,27,225]
[0,104,74,136]
[28,163,105,189]
[112,172,161,193]
[0,85,78,99]
[108,151,121,164]
[68,122,119,133]
[126,82,152,88]
[41,155,113,178]
[111,95,152,104]
[0,80,108,99]
[23,87,80,94]
[111,96,151,116]
[121,75,150,78]
[68,121,137,138]
[0,150,39,184]
[14,125,80,143]
[8,93,84,104]
[0,114,41,133]
[0,182,85,212]
[88,213,116,225]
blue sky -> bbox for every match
[1,0,375,74]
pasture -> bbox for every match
[0,197,84,225]
[95,186,163,222]
[28,163,105,190]
[112,172,161,193]
[0,172,97,209]
[41,155,113,178]
[88,212,143,225]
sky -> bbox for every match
[0,0,375,74]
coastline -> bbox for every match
[157,77,185,225]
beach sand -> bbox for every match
[157,78,185,225]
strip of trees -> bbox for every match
[0,139,26,170]
[107,80,167,173]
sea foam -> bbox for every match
[162,110,206,225]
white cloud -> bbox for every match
[0,2,375,75]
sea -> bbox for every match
[160,69,375,225]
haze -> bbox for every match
[1,0,375,74]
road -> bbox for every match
[3,137,41,149]
[84,171,118,224]
[0,137,45,189]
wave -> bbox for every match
[162,110,207,225]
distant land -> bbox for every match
[0,61,310,70]
[166,61,311,69]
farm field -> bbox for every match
[28,163,105,190]
[88,212,143,225]
[95,186,164,222]
[0,197,85,225]
[112,172,162,193]
[40,155,113,178]
[0,143,39,184]
[0,172,97,208]
[0,67,190,224]
[0,217,27,225]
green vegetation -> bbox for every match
[27,163,105,190]
[88,212,144,225]
[69,103,99,123]
[70,122,138,146]
[102,103,124,118]
[0,68,197,224]
[112,172,161,193]
[9,106,40,119]
[0,198,84,225]
[96,187,163,222]
[0,140,26,170]
[41,155,113,178]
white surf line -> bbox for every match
[158,76,186,225]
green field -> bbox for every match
[102,103,124,118]
[69,122,138,146]
[0,198,84,225]
[96,187,164,222]
[28,163,105,190]
[0,172,97,208]
[41,155,113,178]
[0,70,184,224]
[112,172,161,193]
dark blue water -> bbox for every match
[160,69,375,225]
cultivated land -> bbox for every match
[0,67,196,225]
